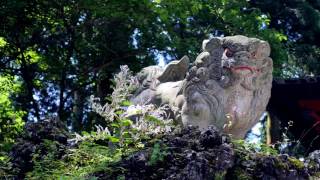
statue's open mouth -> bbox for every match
[221,48,261,74]
[224,65,261,75]
[231,66,260,73]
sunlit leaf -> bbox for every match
[121,119,133,126]
[0,37,7,47]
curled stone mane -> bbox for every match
[132,35,273,139]
[182,35,273,138]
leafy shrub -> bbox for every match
[6,65,177,178]
[86,65,175,150]
[26,141,126,179]
[0,76,25,178]
[0,76,25,150]
[0,152,13,178]
[149,142,168,166]
[5,117,136,179]
[9,118,69,178]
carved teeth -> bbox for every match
[223,114,233,130]
[223,124,227,130]
[223,121,233,130]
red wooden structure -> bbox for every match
[267,76,320,151]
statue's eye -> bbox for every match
[251,52,256,58]
[225,48,234,57]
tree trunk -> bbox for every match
[72,90,84,131]
[20,50,41,121]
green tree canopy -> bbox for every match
[0,0,289,131]
[251,0,320,76]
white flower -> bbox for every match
[124,105,144,117]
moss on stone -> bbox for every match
[233,168,253,180]
[308,160,318,169]
[214,171,226,180]
[310,172,320,179]
[288,157,304,170]
[275,160,289,170]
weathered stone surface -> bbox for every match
[131,55,189,106]
[132,35,273,138]
[182,35,273,138]
[91,125,235,180]
[91,126,318,180]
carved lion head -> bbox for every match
[182,35,273,138]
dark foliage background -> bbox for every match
[0,0,319,133]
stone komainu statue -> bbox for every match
[132,35,273,138]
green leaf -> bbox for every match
[0,37,7,47]
[120,100,132,106]
[81,131,90,136]
[145,115,161,124]
[274,32,288,41]
[121,119,133,126]
[108,136,120,143]
[111,123,120,128]
[115,110,124,115]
